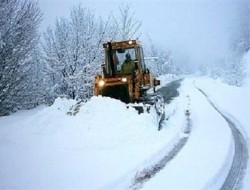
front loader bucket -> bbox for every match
[102,84,130,103]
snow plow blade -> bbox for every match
[129,93,165,130]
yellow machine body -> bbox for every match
[94,40,160,104]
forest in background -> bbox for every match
[1,0,250,116]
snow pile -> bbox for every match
[62,96,161,149]
[0,96,182,189]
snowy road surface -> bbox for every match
[0,76,249,189]
[196,86,248,190]
[143,78,234,189]
[156,79,183,103]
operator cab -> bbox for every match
[103,40,147,76]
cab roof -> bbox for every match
[103,40,140,50]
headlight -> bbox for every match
[98,80,105,87]
[121,77,127,82]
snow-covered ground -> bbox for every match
[0,95,185,190]
[1,52,250,189]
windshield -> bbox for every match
[113,48,136,72]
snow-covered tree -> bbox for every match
[211,56,246,86]
[230,0,250,55]
[43,5,115,101]
[208,0,249,87]
[0,0,42,115]
[144,39,174,76]
[113,4,142,41]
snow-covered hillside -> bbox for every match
[1,68,250,189]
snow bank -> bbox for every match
[0,96,182,190]
[195,77,250,136]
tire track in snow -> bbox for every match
[196,87,248,190]
[130,100,191,190]
[130,136,189,190]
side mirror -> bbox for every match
[154,78,160,86]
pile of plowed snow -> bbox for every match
[0,95,183,189]
[49,96,161,149]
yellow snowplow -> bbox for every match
[94,40,165,128]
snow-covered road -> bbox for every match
[196,86,248,190]
[0,76,249,190]
[142,78,235,189]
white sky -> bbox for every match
[38,0,244,68]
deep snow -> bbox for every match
[1,52,250,189]
[0,94,184,189]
